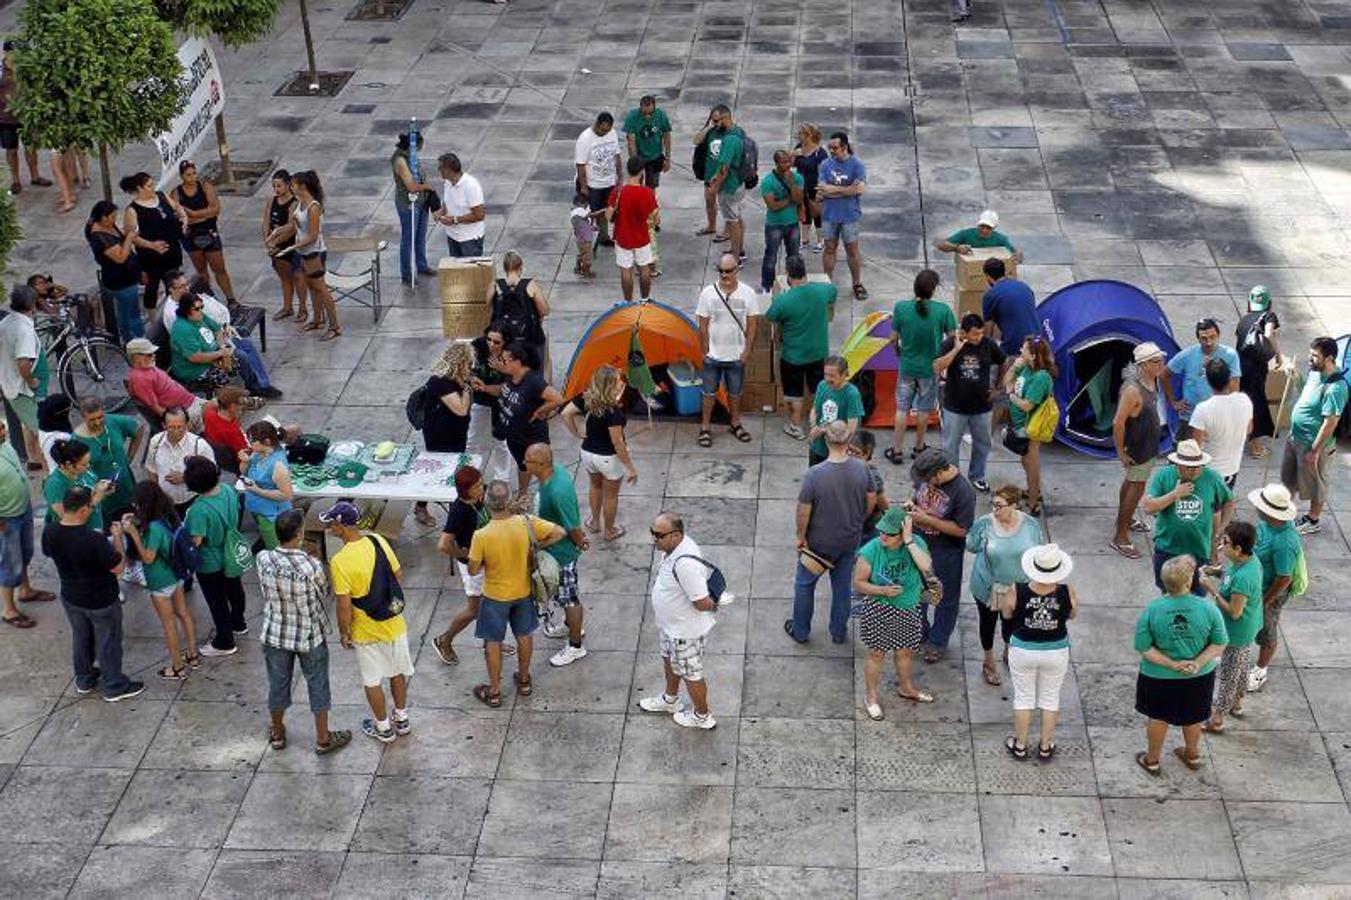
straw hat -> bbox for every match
[799,547,834,576]
[1020,543,1074,584]
[1167,439,1212,467]
[1248,483,1298,522]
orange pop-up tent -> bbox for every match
[562,300,704,400]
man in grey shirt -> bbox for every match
[788,420,876,644]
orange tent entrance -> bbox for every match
[841,311,941,429]
[562,300,704,400]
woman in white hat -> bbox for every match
[1245,483,1304,694]
[1000,543,1077,759]
[1141,438,1232,594]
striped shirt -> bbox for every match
[257,547,329,652]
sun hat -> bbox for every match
[125,337,158,356]
[318,500,360,525]
[1247,483,1298,522]
[1132,341,1165,364]
[1020,543,1074,583]
[1167,439,1212,468]
[876,506,908,536]
[799,547,834,576]
[977,209,999,229]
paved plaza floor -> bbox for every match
[2,0,1351,896]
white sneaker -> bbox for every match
[1247,667,1268,692]
[673,709,717,729]
[638,693,679,713]
[198,643,238,658]
[541,621,569,639]
[549,644,588,667]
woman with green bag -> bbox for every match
[184,456,249,657]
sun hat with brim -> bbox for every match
[1248,483,1298,522]
[125,337,158,356]
[1132,341,1165,365]
[1167,439,1212,467]
[876,506,908,536]
[1020,543,1074,584]
[799,547,834,576]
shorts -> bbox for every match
[822,220,860,244]
[896,375,938,413]
[7,394,38,432]
[586,185,613,212]
[148,581,182,601]
[1255,588,1291,647]
[1281,438,1330,506]
[0,510,34,588]
[717,187,746,222]
[353,633,416,688]
[299,250,328,278]
[476,595,538,643]
[780,358,825,400]
[506,438,534,471]
[659,631,707,681]
[701,357,744,397]
[640,156,664,188]
[455,560,485,597]
[274,252,303,275]
[0,124,17,152]
[1007,645,1070,711]
[615,243,654,268]
[181,230,224,254]
[1124,459,1155,483]
[554,561,580,607]
[581,449,626,481]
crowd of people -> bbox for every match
[0,92,1342,769]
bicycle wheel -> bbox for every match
[58,336,132,413]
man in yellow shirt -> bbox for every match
[321,501,414,743]
[467,480,565,708]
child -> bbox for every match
[570,193,598,278]
[848,429,888,543]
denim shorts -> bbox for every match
[896,375,938,413]
[0,510,34,588]
[701,357,745,397]
[476,596,539,642]
[264,642,332,714]
[822,220,860,244]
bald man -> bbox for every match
[693,253,761,447]
[524,444,589,666]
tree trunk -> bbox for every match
[97,144,113,202]
[299,0,320,93]
[214,113,234,185]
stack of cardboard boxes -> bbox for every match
[953,246,1016,319]
[438,257,497,338]
[741,320,780,413]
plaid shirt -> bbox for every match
[256,547,330,652]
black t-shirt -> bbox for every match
[1010,583,1071,646]
[442,499,484,561]
[940,335,1004,414]
[41,523,122,609]
[129,194,184,271]
[571,397,626,455]
[87,229,141,290]
[910,472,976,556]
[498,370,549,446]
[422,375,470,453]
[470,336,505,408]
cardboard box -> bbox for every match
[954,246,1016,292]
[1265,366,1290,403]
[438,257,496,338]
[741,381,783,413]
[955,288,985,320]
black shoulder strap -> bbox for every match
[713,286,745,336]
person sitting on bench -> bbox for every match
[163,271,281,400]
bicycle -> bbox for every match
[33,293,132,413]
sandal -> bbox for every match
[513,672,533,696]
[783,619,808,644]
[1173,747,1202,771]
[1005,736,1028,759]
[269,727,287,751]
[1108,539,1142,560]
[982,662,1002,686]
[1200,720,1225,734]
[315,729,352,755]
[865,702,884,721]
[186,654,201,669]
[318,327,342,342]
[433,634,459,666]
[1,613,34,628]
[712,233,729,243]
[729,423,752,443]
[585,519,600,534]
[1135,751,1161,776]
[604,525,627,542]
[1038,742,1056,760]
[897,688,934,703]
[1130,514,1152,533]
[19,590,55,603]
[299,319,324,332]
[157,665,187,681]
[852,283,869,301]
[695,226,716,236]
[923,647,942,664]
[883,447,905,466]
[272,309,294,321]
[1026,499,1044,518]
[473,684,502,708]
[697,429,712,448]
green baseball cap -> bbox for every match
[334,461,369,488]
[876,506,909,536]
[1248,285,1271,311]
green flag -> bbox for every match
[626,328,656,398]
[1085,361,1116,431]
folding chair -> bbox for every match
[325,236,388,323]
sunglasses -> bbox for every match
[190,304,204,312]
[717,267,738,275]
[650,528,676,539]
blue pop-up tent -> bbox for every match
[1036,280,1181,458]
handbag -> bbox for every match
[919,570,943,606]
[1002,424,1031,457]
[522,514,560,614]
[1026,395,1060,443]
[203,494,254,578]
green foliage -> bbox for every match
[10,0,184,154]
[0,167,21,297]
[167,0,281,49]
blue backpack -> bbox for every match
[170,521,202,581]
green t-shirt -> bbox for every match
[43,467,102,530]
[765,282,836,365]
[537,468,580,566]
[947,227,1015,250]
[1135,593,1228,679]
[1289,371,1349,450]
[891,299,957,378]
[142,519,179,592]
[1145,465,1232,561]
[1218,555,1263,647]
[33,347,49,400]
[76,414,138,520]
[857,534,929,610]
[1254,520,1300,593]
[810,381,865,458]
[0,444,29,518]
[1009,367,1053,431]
[622,107,671,162]
[705,129,744,195]
[186,483,240,574]
[760,170,804,227]
[170,314,221,382]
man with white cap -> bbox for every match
[937,210,1022,262]
[1109,342,1167,559]
[125,337,206,428]
[1245,483,1303,692]
[1140,439,1233,593]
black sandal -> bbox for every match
[783,618,808,644]
[473,684,502,708]
[514,672,533,696]
[729,423,752,443]
[1005,736,1028,760]
[883,447,905,465]
[1135,751,1161,776]
[1038,742,1056,760]
[269,727,287,750]
[696,429,712,448]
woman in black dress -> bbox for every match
[174,160,236,305]
[120,172,185,310]
[413,341,475,526]
[792,122,828,253]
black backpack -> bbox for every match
[353,536,406,621]
[692,141,709,181]
[406,384,427,430]
[673,554,727,607]
[491,278,543,347]
[735,127,759,190]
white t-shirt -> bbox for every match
[651,535,716,640]
[147,430,213,504]
[0,312,39,400]
[1188,391,1253,478]
[574,127,621,189]
[441,174,486,242]
[694,282,760,362]
[163,292,230,332]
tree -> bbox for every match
[10,0,183,202]
[155,0,280,185]
[0,170,21,297]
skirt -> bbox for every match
[1135,669,1215,727]
[859,599,924,652]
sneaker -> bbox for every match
[638,693,680,713]
[541,621,569,640]
[232,624,249,636]
[362,718,397,743]
[782,422,806,441]
[1246,667,1268,693]
[121,562,146,586]
[971,478,990,493]
[550,644,588,667]
[393,715,411,736]
[1295,515,1322,535]
[74,667,101,695]
[198,643,238,658]
[673,709,717,730]
[104,681,146,703]
[812,240,824,253]
[256,387,284,400]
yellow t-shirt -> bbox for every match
[330,533,406,644]
[468,514,558,601]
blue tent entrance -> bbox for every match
[1036,280,1181,458]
